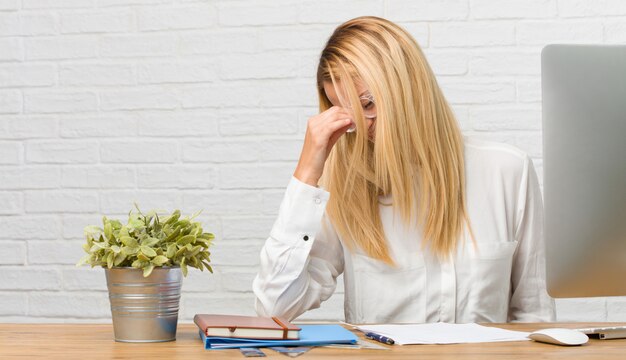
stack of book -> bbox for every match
[193,314,358,350]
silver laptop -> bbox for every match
[542,44,626,299]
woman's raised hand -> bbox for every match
[293,106,354,187]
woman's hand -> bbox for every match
[293,106,354,186]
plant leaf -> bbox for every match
[189,209,203,221]
[128,217,144,229]
[175,246,186,258]
[106,252,114,269]
[121,246,139,256]
[119,227,130,238]
[143,264,155,277]
[140,246,157,258]
[84,225,103,237]
[164,227,181,242]
[151,255,169,266]
[176,219,190,229]
[141,237,160,247]
[176,234,195,246]
[104,221,112,241]
[166,244,177,258]
[164,210,181,225]
[198,233,214,240]
[110,219,123,230]
[76,254,91,267]
[92,241,108,249]
[189,245,202,257]
[180,257,188,277]
[202,261,213,273]
[114,252,126,266]
[120,236,138,247]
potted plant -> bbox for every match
[76,204,215,343]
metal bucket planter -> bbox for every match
[105,266,182,342]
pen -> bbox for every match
[365,332,395,345]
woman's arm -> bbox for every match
[253,105,352,320]
[252,176,344,321]
[509,156,556,322]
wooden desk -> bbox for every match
[1,322,625,359]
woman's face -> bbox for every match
[323,80,376,140]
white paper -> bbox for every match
[356,322,530,345]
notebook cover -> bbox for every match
[194,314,300,339]
[198,324,358,350]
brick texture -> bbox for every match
[1,0,625,324]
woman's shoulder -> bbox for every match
[462,136,532,181]
[463,136,530,161]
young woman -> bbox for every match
[253,16,555,324]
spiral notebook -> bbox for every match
[198,324,358,350]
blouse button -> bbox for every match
[314,198,321,204]
[303,235,309,241]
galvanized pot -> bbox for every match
[105,266,182,342]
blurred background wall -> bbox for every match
[1,0,625,323]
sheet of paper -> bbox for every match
[356,322,530,345]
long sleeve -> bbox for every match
[253,176,344,321]
[508,156,556,322]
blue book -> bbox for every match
[199,324,358,350]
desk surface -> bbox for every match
[1,322,625,359]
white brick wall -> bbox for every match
[1,0,625,324]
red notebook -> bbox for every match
[193,314,301,340]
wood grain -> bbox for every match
[1,322,625,359]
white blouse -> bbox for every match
[253,137,556,324]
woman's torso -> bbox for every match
[340,137,528,324]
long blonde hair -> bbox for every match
[317,16,472,263]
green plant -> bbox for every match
[77,204,214,277]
